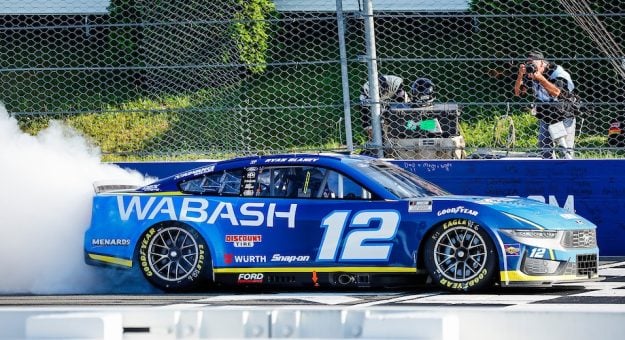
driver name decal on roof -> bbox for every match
[141,184,160,192]
[173,165,216,179]
[117,196,297,228]
[264,157,319,163]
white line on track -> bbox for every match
[599,260,625,269]
[557,281,625,290]
[194,294,363,305]
[397,294,558,305]
[346,293,440,308]
[153,303,210,310]
[575,289,625,297]
[600,268,625,276]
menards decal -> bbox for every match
[117,196,297,228]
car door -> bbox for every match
[306,169,417,270]
[235,165,417,271]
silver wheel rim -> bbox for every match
[433,226,487,282]
[147,227,199,282]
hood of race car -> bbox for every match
[440,196,594,230]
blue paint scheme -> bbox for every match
[87,153,599,288]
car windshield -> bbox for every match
[343,158,449,198]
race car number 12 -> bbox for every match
[317,210,400,261]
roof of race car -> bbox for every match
[135,152,379,194]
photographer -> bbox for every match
[514,51,576,159]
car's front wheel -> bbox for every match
[137,222,210,291]
[424,219,497,292]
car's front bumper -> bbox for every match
[498,228,600,287]
[500,249,600,287]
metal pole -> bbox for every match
[336,0,354,152]
[362,0,383,157]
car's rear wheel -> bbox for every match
[424,219,497,292]
[137,222,211,291]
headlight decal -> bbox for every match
[499,229,565,252]
[501,212,545,230]
[502,230,558,239]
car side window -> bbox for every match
[249,166,319,198]
[325,171,370,199]
[243,166,369,199]
[179,169,243,196]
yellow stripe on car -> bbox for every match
[501,271,586,282]
[214,266,419,274]
[148,191,186,196]
[88,253,132,267]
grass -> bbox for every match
[13,75,615,161]
[15,92,614,161]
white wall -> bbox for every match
[0,1,469,15]
[273,0,469,12]
[0,0,109,15]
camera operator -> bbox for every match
[514,51,576,159]
[359,75,408,149]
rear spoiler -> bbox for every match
[93,181,142,194]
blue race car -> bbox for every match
[84,153,599,292]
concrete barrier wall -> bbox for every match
[2,306,625,339]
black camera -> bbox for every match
[524,62,537,74]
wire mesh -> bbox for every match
[1,0,623,160]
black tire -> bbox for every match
[137,222,211,291]
[424,219,497,292]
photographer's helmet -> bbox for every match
[411,77,435,105]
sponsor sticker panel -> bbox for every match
[226,234,262,248]
[237,273,264,284]
[409,200,432,213]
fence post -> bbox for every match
[362,0,383,157]
[336,0,354,152]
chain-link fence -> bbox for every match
[1,0,624,160]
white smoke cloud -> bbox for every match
[0,102,155,293]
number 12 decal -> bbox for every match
[317,210,400,261]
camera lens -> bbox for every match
[525,62,536,74]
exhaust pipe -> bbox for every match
[336,273,355,285]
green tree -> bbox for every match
[231,0,277,74]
